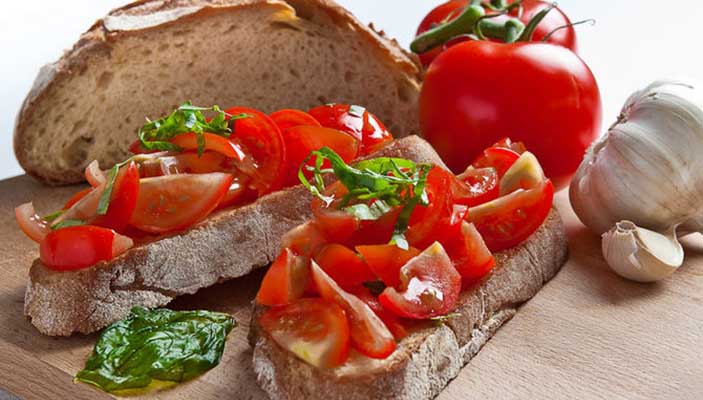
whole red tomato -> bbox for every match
[420,41,601,190]
[416,0,577,67]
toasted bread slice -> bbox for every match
[25,136,442,336]
[14,0,422,185]
[249,209,568,400]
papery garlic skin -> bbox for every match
[570,80,703,236]
[602,221,683,283]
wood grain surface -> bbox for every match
[0,175,701,399]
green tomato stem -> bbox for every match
[518,3,557,42]
[411,5,485,54]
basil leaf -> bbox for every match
[137,102,250,154]
[299,147,432,249]
[43,210,65,222]
[75,307,235,393]
[343,200,391,221]
[52,219,86,230]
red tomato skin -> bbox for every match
[270,109,321,131]
[352,287,409,340]
[308,104,393,154]
[63,187,93,210]
[456,167,500,208]
[314,244,375,291]
[281,221,328,258]
[256,248,310,306]
[92,162,140,233]
[420,41,601,190]
[416,0,577,67]
[356,245,421,288]
[282,125,359,187]
[40,226,116,271]
[444,221,495,285]
[470,179,555,252]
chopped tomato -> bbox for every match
[169,132,246,160]
[310,182,359,244]
[379,243,461,320]
[311,261,396,359]
[128,139,160,155]
[406,167,461,249]
[85,160,106,188]
[256,248,311,306]
[456,167,500,208]
[348,207,402,247]
[39,225,133,271]
[314,244,375,291]
[138,152,227,177]
[92,162,140,233]
[223,107,287,195]
[468,179,555,252]
[472,147,521,177]
[308,104,393,154]
[270,109,321,131]
[281,221,328,258]
[15,202,50,243]
[444,222,495,285]
[62,187,94,210]
[218,174,253,209]
[130,173,232,234]
[356,244,420,288]
[259,298,350,369]
[282,125,359,187]
[352,287,409,340]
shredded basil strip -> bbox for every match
[137,101,250,156]
[51,219,86,230]
[43,210,65,222]
[299,147,431,249]
[75,307,235,393]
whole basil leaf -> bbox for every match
[75,307,235,393]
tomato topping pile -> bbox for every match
[256,139,553,369]
[16,103,394,272]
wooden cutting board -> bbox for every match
[1,175,701,400]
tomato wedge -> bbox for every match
[270,109,321,131]
[406,167,459,249]
[281,221,328,258]
[85,160,106,188]
[40,225,133,271]
[259,298,350,369]
[352,287,408,340]
[308,104,393,154]
[130,173,232,234]
[314,244,375,291]
[472,147,521,177]
[379,242,461,320]
[444,221,495,285]
[282,125,359,187]
[15,202,50,243]
[92,162,140,232]
[223,107,287,195]
[62,187,94,210]
[468,179,554,252]
[311,261,396,359]
[456,167,500,208]
[256,248,311,306]
[139,151,228,177]
[169,132,246,160]
[356,244,421,288]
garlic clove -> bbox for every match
[601,221,684,283]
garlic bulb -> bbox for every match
[570,80,703,235]
[602,221,683,283]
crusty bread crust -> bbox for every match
[24,136,443,336]
[14,0,422,185]
[249,209,568,400]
